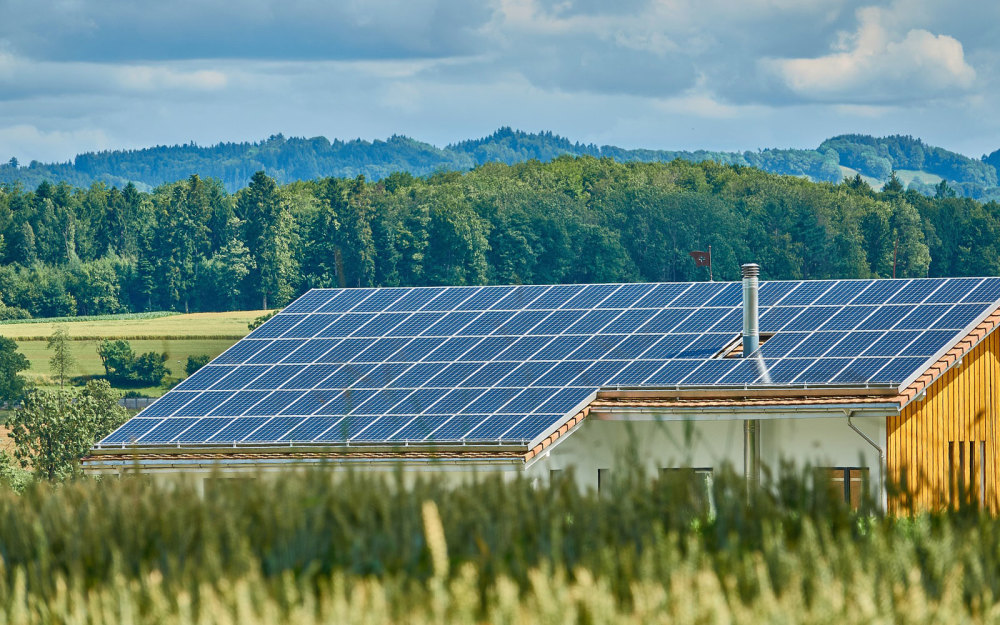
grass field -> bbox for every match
[0,467,998,624]
[1,310,270,396]
[896,168,945,188]
[837,165,883,189]
[0,309,267,340]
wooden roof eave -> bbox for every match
[895,307,1000,411]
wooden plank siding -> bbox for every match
[888,329,1000,513]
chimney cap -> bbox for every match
[741,263,760,278]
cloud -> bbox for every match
[3,0,1000,166]
[0,0,493,62]
[0,125,113,163]
[0,52,231,100]
[113,67,228,92]
[763,6,977,103]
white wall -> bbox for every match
[526,414,886,501]
[84,459,523,494]
[85,414,887,502]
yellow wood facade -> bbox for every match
[887,329,1000,512]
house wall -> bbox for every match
[887,329,1000,513]
[526,414,885,501]
[84,459,523,495]
[86,414,887,503]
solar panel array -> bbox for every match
[100,277,1000,448]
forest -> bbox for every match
[3,128,999,198]
[1,155,999,320]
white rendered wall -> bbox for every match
[526,414,886,499]
[84,415,887,500]
[83,460,523,495]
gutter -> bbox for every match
[82,455,524,472]
[591,402,900,421]
[846,410,885,511]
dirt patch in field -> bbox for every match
[0,426,13,456]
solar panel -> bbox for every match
[813,280,870,305]
[763,358,813,384]
[207,417,270,441]
[282,314,337,338]
[281,390,339,416]
[213,340,270,365]
[140,418,199,443]
[101,277,1000,449]
[598,283,655,308]
[933,304,989,330]
[634,283,690,308]
[318,314,373,337]
[644,359,703,385]
[316,288,374,312]
[386,287,445,312]
[607,360,667,386]
[777,281,835,306]
[717,359,763,385]
[526,284,585,310]
[209,390,272,416]
[245,417,305,442]
[174,365,233,391]
[963,278,1000,303]
[759,306,805,332]
[247,314,303,338]
[530,361,586,387]
[757,281,799,305]
[462,388,523,414]
[781,332,836,357]
[282,416,343,442]
[926,278,982,303]
[102,418,163,444]
[562,284,619,309]
[175,418,231,443]
[282,289,338,313]
[673,308,729,332]
[390,415,452,441]
[705,283,742,307]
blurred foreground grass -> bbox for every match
[1,463,998,624]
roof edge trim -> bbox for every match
[896,307,1000,410]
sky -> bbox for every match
[1,0,998,164]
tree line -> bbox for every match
[1,157,1000,320]
[4,128,999,197]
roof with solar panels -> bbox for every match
[91,276,1000,458]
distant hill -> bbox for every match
[2,128,998,198]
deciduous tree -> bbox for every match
[8,380,128,480]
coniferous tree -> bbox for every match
[237,171,297,309]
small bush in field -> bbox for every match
[185,354,211,375]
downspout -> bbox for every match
[846,410,885,512]
[742,263,761,495]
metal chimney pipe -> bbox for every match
[741,263,760,357]
[741,263,762,497]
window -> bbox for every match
[660,467,715,515]
[203,475,256,497]
[598,468,611,493]
[949,440,987,507]
[820,467,868,509]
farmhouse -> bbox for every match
[84,267,1000,512]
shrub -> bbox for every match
[96,339,170,387]
[0,304,31,320]
[186,354,211,375]
[248,309,280,330]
